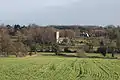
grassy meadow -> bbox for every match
[0,53,120,80]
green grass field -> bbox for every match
[0,53,120,80]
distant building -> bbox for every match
[80,32,89,37]
[55,31,70,43]
[75,32,90,38]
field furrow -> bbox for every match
[0,57,120,80]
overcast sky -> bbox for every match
[0,0,120,26]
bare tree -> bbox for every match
[0,29,12,56]
[59,29,75,38]
[13,42,29,57]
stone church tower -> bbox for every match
[56,31,59,43]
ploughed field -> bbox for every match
[0,56,120,80]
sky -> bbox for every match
[0,0,120,26]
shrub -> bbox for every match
[80,41,84,44]
[76,49,87,58]
[84,45,89,53]
[64,47,70,52]
[52,44,61,55]
[97,46,107,57]
[84,45,94,53]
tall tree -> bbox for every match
[116,30,120,49]
[99,40,107,57]
[107,28,117,57]
[0,29,12,56]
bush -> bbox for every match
[76,49,87,58]
[64,47,69,52]
[84,45,94,53]
[13,42,29,57]
[97,46,107,57]
[52,44,61,55]
[80,41,84,44]
[107,47,114,53]
[44,46,52,52]
[64,47,73,53]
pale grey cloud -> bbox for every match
[0,0,119,25]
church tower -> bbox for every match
[56,31,59,43]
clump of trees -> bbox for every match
[0,24,64,57]
[0,28,29,57]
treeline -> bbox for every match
[0,24,75,57]
[0,24,120,57]
[49,25,99,29]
